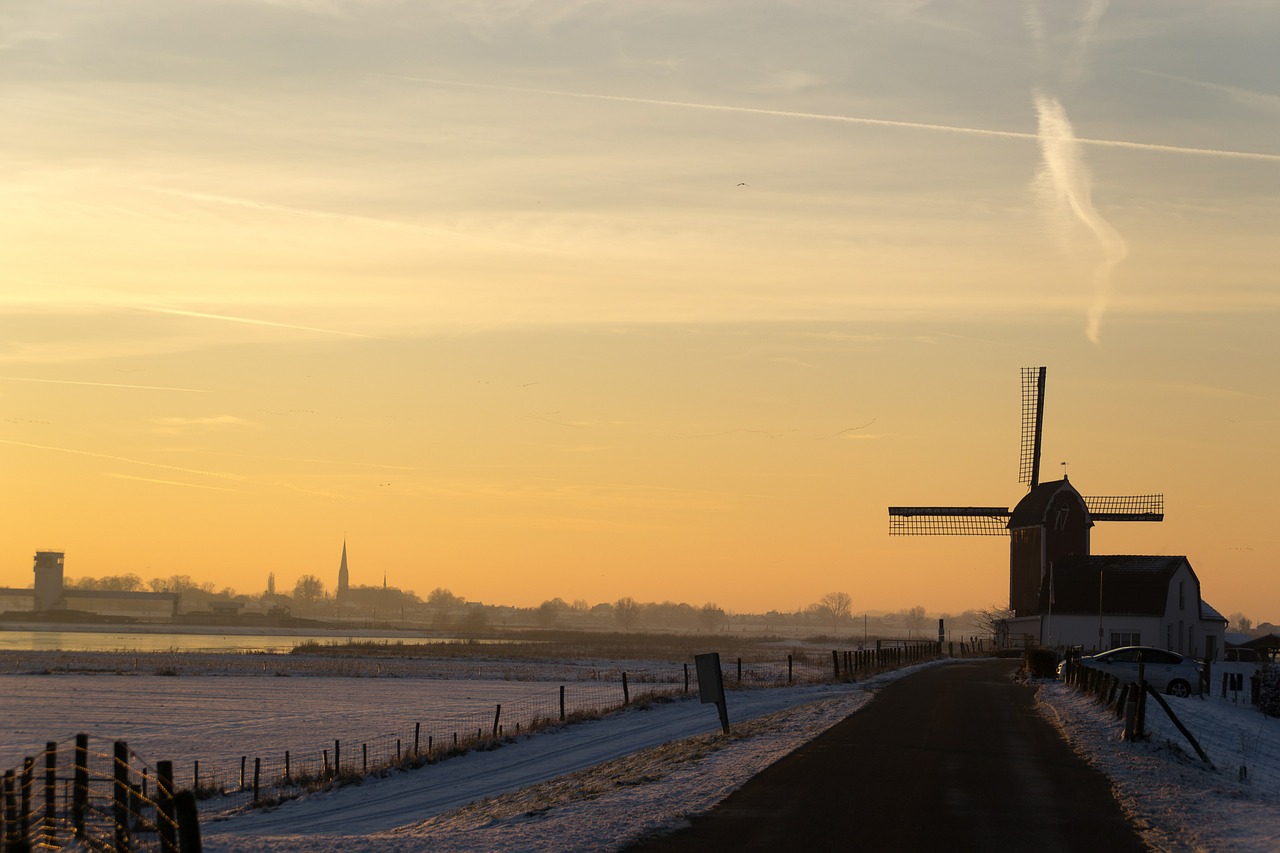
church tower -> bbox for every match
[337,540,350,600]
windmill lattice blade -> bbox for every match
[1019,366,1046,488]
[888,507,1011,535]
[1084,494,1164,522]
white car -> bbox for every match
[1066,646,1202,698]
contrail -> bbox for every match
[104,473,241,492]
[0,438,243,481]
[132,306,375,338]
[1033,93,1127,344]
[389,75,1280,163]
[0,376,207,392]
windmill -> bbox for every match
[888,367,1164,616]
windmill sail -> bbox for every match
[1083,494,1164,522]
[888,507,1011,535]
[1019,366,1046,488]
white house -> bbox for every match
[1006,555,1227,659]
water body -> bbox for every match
[0,629,496,654]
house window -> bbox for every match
[1111,631,1141,648]
[1206,635,1218,662]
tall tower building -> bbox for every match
[33,551,66,612]
[337,540,350,600]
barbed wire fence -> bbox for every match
[0,734,199,852]
[185,643,945,810]
[2,640,951,847]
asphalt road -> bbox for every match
[629,659,1148,852]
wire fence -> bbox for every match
[185,643,947,809]
[0,734,199,852]
[1059,656,1280,797]
[4,640,952,845]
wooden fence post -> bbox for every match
[174,789,203,853]
[322,750,330,777]
[362,744,368,773]
[334,741,341,776]
[21,756,33,845]
[157,760,178,853]
[832,650,840,680]
[415,722,421,755]
[113,740,130,853]
[44,741,57,848]
[4,770,18,851]
[737,658,742,684]
[492,705,502,738]
[560,685,566,720]
[787,654,793,684]
[683,664,690,693]
[73,734,89,839]
[622,672,629,705]
[193,760,200,793]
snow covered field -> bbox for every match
[5,648,1279,851]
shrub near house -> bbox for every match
[1258,669,1280,717]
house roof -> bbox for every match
[1008,478,1090,530]
[1041,555,1191,616]
[1200,600,1227,625]
[1241,633,1280,653]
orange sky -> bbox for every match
[2,2,1277,620]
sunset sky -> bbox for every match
[3,1,1277,620]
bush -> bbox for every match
[1023,647,1059,679]
[1257,668,1280,717]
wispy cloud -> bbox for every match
[131,305,375,339]
[0,439,243,482]
[149,415,257,434]
[1137,69,1280,113]
[1033,93,1127,344]
[0,376,207,392]
[103,473,241,492]
[392,75,1280,163]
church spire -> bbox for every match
[338,539,350,599]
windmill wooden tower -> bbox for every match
[888,367,1164,616]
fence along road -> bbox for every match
[630,659,1148,852]
[203,679,871,842]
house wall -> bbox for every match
[1045,613,1163,652]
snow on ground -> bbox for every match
[200,663,1280,853]
[201,667,923,851]
[9,646,1279,851]
[1036,681,1280,853]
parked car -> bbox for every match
[1062,646,1202,698]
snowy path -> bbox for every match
[204,680,867,842]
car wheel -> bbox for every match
[1167,679,1191,698]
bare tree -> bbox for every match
[428,587,464,609]
[614,596,641,631]
[816,591,853,627]
[292,574,326,614]
[1229,612,1254,634]
[535,598,563,628]
[903,605,927,633]
[697,602,725,632]
[975,603,1014,640]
